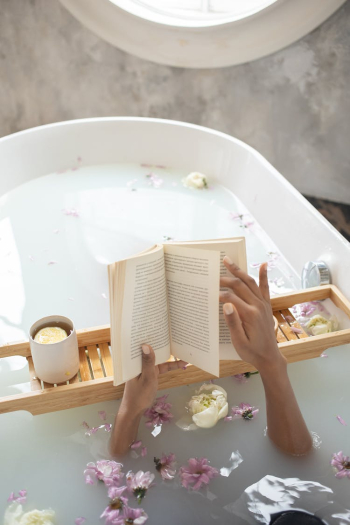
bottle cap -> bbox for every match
[301,261,330,289]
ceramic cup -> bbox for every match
[29,315,79,384]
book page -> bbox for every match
[168,238,246,360]
[164,244,220,376]
[110,246,171,385]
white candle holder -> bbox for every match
[29,315,79,384]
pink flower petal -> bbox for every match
[98,410,107,421]
[131,440,142,450]
[101,293,107,299]
[48,260,58,265]
[75,518,86,525]
[104,424,112,432]
[336,415,347,426]
[285,315,294,323]
[320,353,328,358]
[141,447,147,457]
[291,326,302,334]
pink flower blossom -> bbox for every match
[7,489,27,504]
[62,208,80,217]
[154,453,177,480]
[126,470,155,504]
[336,415,347,426]
[98,410,107,421]
[331,451,350,479]
[231,402,259,420]
[104,424,112,432]
[229,212,245,221]
[232,374,248,384]
[141,447,147,457]
[100,486,128,523]
[75,518,86,525]
[144,394,173,428]
[84,460,123,487]
[291,327,302,334]
[108,506,148,524]
[179,458,219,491]
[146,172,163,188]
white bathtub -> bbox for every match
[0,118,349,524]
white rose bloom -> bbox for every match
[188,383,228,428]
[182,172,208,189]
[306,314,338,336]
[4,504,56,525]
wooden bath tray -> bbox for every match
[1,285,350,416]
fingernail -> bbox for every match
[223,255,233,265]
[142,344,150,354]
[223,303,234,315]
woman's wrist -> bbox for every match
[258,354,288,381]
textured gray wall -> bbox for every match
[0,0,349,203]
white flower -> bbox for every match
[182,172,208,189]
[306,315,338,336]
[4,503,56,525]
[188,384,228,428]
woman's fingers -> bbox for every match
[158,359,188,375]
[223,303,248,348]
[259,262,270,302]
[223,256,261,298]
[219,289,252,319]
[220,276,260,305]
[141,344,155,374]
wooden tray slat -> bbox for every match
[27,357,42,391]
[79,347,92,382]
[99,343,113,377]
[68,373,80,384]
[86,345,104,379]
[276,327,288,343]
[280,309,308,339]
[275,311,298,340]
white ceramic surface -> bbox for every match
[0,118,349,524]
[59,0,346,67]
[29,315,79,384]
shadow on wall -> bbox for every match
[305,196,350,241]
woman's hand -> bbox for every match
[120,344,187,417]
[219,257,286,374]
[220,257,312,456]
[109,345,187,457]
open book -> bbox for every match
[108,237,247,386]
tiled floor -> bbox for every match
[305,196,350,242]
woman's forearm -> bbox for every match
[109,404,143,458]
[260,362,313,455]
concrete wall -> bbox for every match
[0,0,349,203]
